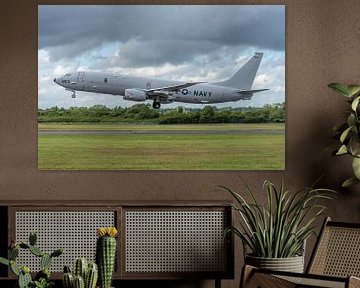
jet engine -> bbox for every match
[124,89,147,101]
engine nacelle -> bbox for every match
[124,89,147,101]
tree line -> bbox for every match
[38,103,285,124]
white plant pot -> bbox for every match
[245,254,305,273]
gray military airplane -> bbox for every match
[54,52,268,109]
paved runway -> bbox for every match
[38,129,284,135]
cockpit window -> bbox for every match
[64,73,71,77]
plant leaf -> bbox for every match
[336,144,348,155]
[340,126,353,143]
[352,96,360,111]
[347,85,360,97]
[352,157,360,179]
[328,83,351,97]
[342,177,360,188]
[0,257,9,266]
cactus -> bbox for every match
[63,272,74,288]
[0,257,9,266]
[85,262,98,288]
[64,265,72,273]
[10,260,20,276]
[63,259,98,288]
[29,245,44,257]
[51,248,64,258]
[9,246,19,260]
[19,270,32,288]
[29,232,37,246]
[96,227,118,288]
[74,258,88,279]
[74,275,85,288]
[0,232,64,288]
[41,253,52,270]
[35,268,51,281]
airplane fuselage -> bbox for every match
[54,53,267,109]
[55,71,251,105]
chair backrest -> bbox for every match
[307,217,360,277]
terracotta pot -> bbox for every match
[245,254,305,273]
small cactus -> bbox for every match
[74,275,85,288]
[0,232,63,288]
[29,245,44,257]
[18,268,32,288]
[9,246,19,260]
[74,258,88,280]
[63,259,98,288]
[0,257,9,266]
[63,272,74,288]
[10,260,20,276]
[85,262,98,288]
[96,227,118,288]
[29,232,37,246]
[41,253,52,270]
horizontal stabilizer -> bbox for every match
[239,88,269,94]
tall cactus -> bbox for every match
[96,227,118,288]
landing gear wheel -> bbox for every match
[71,93,76,99]
[152,101,161,109]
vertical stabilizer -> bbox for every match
[214,52,263,89]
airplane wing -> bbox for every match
[145,82,202,94]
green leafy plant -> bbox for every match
[221,179,334,258]
[0,232,63,288]
[328,83,360,187]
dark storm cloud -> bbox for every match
[39,5,284,65]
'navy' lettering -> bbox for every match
[193,90,212,98]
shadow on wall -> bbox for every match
[289,106,360,221]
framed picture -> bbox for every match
[38,5,285,170]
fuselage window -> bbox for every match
[104,78,108,83]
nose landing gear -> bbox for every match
[66,89,76,99]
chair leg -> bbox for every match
[240,265,296,288]
[240,265,255,288]
[349,276,360,288]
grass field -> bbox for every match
[38,123,285,170]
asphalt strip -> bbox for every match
[38,129,284,135]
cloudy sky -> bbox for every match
[38,5,285,109]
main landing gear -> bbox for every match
[152,100,161,109]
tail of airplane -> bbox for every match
[213,52,263,90]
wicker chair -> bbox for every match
[241,217,360,288]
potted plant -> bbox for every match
[328,83,360,187]
[222,179,334,273]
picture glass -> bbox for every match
[38,5,285,170]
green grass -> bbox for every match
[38,123,285,170]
